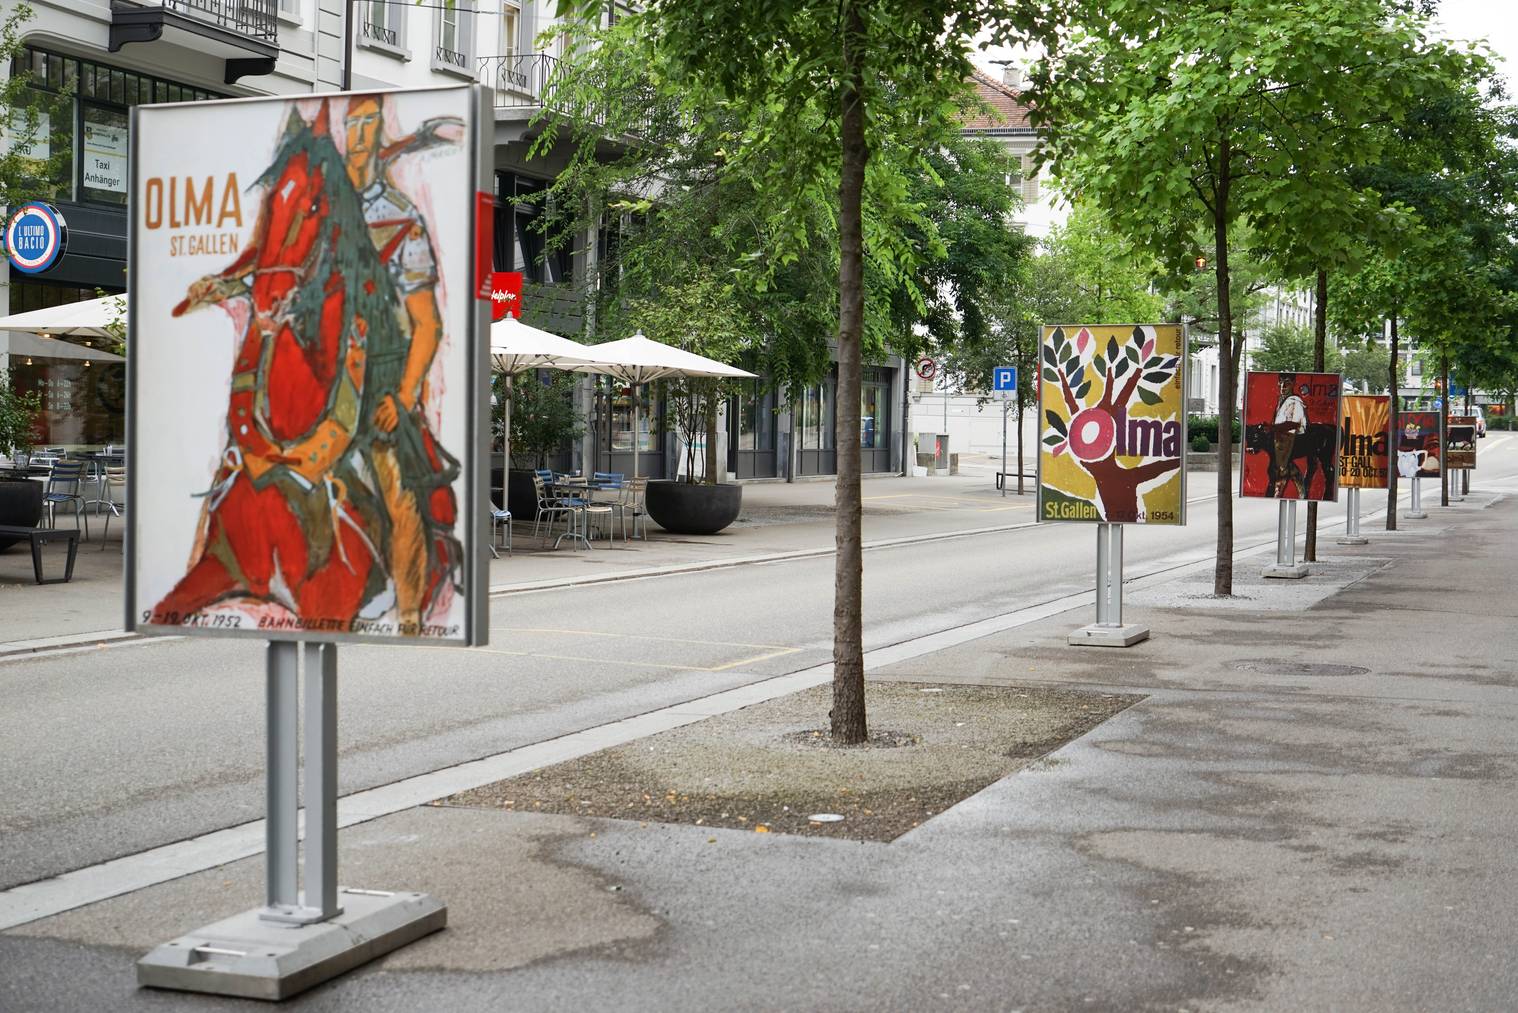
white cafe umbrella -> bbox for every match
[488,316,607,486]
[566,332,756,481]
[0,294,127,339]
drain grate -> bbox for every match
[1230,659,1370,677]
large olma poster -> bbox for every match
[1038,324,1186,525]
[1340,394,1389,489]
[128,88,490,645]
[1240,370,1342,501]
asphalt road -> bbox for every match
[3,437,1516,891]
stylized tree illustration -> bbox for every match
[1042,325,1182,521]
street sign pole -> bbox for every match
[1264,499,1309,578]
[1001,400,1008,498]
[1068,523,1149,647]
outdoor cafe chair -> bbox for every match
[590,472,627,541]
[487,505,512,558]
[623,476,649,541]
[97,465,127,551]
[42,461,88,539]
[530,473,580,547]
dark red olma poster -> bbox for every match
[1240,370,1342,501]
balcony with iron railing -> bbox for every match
[110,0,279,83]
[476,53,655,139]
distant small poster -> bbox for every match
[1396,411,1440,478]
[1241,371,1342,501]
[1446,415,1478,470]
[1340,395,1389,489]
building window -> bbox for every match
[494,171,572,284]
[860,367,890,449]
[432,0,472,76]
[277,0,302,22]
[359,0,406,55]
[1020,154,1040,202]
[799,374,836,452]
[8,48,220,208]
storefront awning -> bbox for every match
[4,330,125,363]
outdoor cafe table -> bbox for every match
[548,477,619,550]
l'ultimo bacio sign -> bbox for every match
[4,200,69,274]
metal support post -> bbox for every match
[1406,475,1426,519]
[1451,469,1465,502]
[265,641,299,913]
[1069,522,1148,647]
[1094,522,1111,626]
[1000,401,1008,498]
[303,642,340,921]
[1265,499,1309,578]
[1338,487,1368,545]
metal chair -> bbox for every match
[42,461,88,538]
[530,473,580,547]
[590,471,626,540]
[623,476,649,540]
[488,505,512,558]
[97,465,127,551]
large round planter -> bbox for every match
[644,480,743,535]
[0,478,43,551]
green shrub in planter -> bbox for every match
[1190,434,1212,453]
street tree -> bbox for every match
[1026,0,1476,595]
[550,0,1039,743]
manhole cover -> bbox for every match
[1229,659,1371,677]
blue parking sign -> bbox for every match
[993,366,1017,391]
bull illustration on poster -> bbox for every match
[1037,324,1187,525]
[1241,370,1342,501]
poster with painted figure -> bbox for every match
[128,87,490,645]
[1340,395,1389,489]
[1037,324,1186,525]
[1395,411,1440,479]
[1240,370,1342,501]
[1446,416,1478,470]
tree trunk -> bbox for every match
[1440,349,1449,507]
[1305,268,1327,561]
[1212,137,1235,597]
[1386,312,1398,530]
[830,0,868,745]
[704,391,719,486]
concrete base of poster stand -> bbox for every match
[137,890,446,1001]
[1263,500,1309,579]
[139,642,444,1001]
[1068,622,1150,647]
[1069,523,1149,648]
[1335,535,1369,546]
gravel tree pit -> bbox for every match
[438,683,1139,842]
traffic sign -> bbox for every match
[915,356,937,380]
[993,366,1017,391]
[5,201,68,275]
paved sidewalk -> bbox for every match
[4,493,1512,1009]
[0,474,1033,648]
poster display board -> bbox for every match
[1446,415,1478,470]
[1241,370,1342,501]
[1396,411,1440,478]
[1340,394,1389,489]
[127,87,490,645]
[1038,324,1186,525]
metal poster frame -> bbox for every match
[1035,323,1189,528]
[124,85,491,648]
[1238,369,1344,503]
